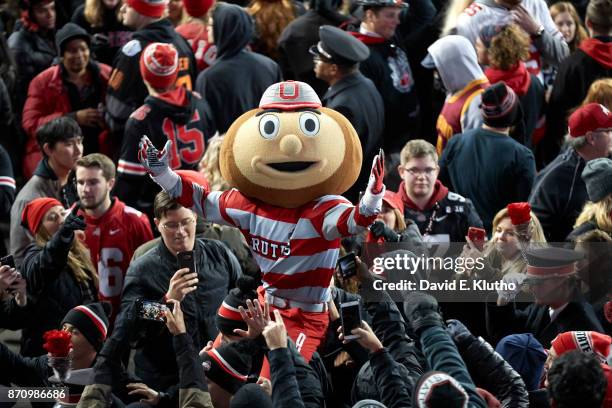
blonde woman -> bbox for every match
[199,134,230,192]
[20,198,98,357]
[71,0,132,65]
[460,202,546,282]
[549,2,588,52]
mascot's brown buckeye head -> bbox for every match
[220,81,363,208]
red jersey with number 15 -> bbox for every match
[83,198,153,324]
[114,87,216,211]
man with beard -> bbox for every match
[75,153,153,323]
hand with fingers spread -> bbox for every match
[367,148,385,195]
[262,309,288,350]
[164,299,186,335]
[138,135,172,177]
[234,299,270,339]
[126,383,161,406]
[166,268,198,302]
[337,320,383,352]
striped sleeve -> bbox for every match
[0,176,15,190]
[316,195,378,240]
[117,159,147,176]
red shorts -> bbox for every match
[257,287,329,378]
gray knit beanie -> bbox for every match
[582,158,612,202]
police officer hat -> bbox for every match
[356,0,407,8]
[309,25,370,66]
[524,247,583,282]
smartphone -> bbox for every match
[340,300,362,341]
[177,251,196,274]
[338,253,357,279]
[467,227,486,251]
[0,254,15,269]
[136,299,169,322]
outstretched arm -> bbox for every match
[321,150,386,240]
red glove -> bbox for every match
[368,149,385,195]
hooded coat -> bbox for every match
[105,19,196,134]
[195,3,282,135]
[542,36,612,164]
[426,35,488,154]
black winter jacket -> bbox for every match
[105,19,196,134]
[195,3,281,135]
[449,322,529,408]
[7,24,56,113]
[111,238,240,405]
[21,232,97,357]
[529,148,589,242]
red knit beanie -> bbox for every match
[140,42,179,91]
[127,0,168,18]
[551,331,612,364]
[182,0,214,17]
[21,197,63,234]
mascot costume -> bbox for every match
[139,80,386,364]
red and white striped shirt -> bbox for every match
[173,176,378,304]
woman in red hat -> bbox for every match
[460,202,546,282]
[19,197,98,357]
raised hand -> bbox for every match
[367,149,385,195]
[59,203,86,239]
[234,299,270,339]
[164,299,186,336]
[138,135,172,177]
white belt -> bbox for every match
[266,293,328,313]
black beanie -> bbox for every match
[55,22,91,55]
[202,340,253,394]
[230,383,273,408]
[481,82,520,128]
[61,302,111,352]
[413,371,468,408]
[216,275,258,336]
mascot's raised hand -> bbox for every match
[367,148,385,195]
[138,135,180,192]
[138,135,172,177]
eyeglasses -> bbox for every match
[161,218,195,232]
[403,167,437,176]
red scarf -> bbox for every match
[349,31,386,45]
[157,86,188,107]
[485,62,531,96]
[398,180,449,211]
[579,38,612,69]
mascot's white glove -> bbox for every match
[138,135,179,192]
[361,149,386,216]
[497,272,526,304]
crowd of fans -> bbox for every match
[0,0,610,405]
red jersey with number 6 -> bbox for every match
[115,87,216,213]
[82,197,153,325]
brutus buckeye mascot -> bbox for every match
[139,80,385,365]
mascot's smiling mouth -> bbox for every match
[266,161,317,172]
[252,157,328,178]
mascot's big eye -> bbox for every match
[259,114,280,139]
[299,112,319,137]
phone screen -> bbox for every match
[338,253,357,278]
[137,300,169,322]
[0,254,15,269]
[340,301,361,340]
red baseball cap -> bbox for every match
[568,103,612,138]
[382,191,404,213]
